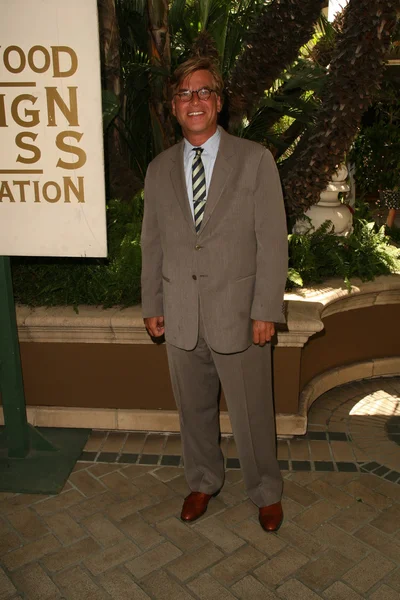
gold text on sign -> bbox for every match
[0,46,78,77]
[0,177,85,203]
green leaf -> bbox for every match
[287,268,303,286]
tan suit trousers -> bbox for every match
[166,311,283,508]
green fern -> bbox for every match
[287,216,400,291]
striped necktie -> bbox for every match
[192,147,206,233]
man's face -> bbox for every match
[172,69,222,145]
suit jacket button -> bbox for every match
[195,244,202,250]
[192,275,197,280]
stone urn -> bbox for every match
[293,165,353,236]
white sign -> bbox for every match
[0,0,107,257]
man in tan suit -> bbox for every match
[141,56,288,531]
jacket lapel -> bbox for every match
[199,128,234,233]
[170,140,196,233]
[169,128,235,235]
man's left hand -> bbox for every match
[252,320,275,346]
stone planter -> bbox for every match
[294,165,353,236]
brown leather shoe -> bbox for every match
[181,492,214,522]
[259,501,283,532]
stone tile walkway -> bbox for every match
[1,377,399,599]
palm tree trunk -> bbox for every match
[98,0,121,100]
[98,0,142,200]
[147,0,175,154]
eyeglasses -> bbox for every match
[174,87,216,102]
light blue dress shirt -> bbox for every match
[183,127,221,220]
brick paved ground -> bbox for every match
[1,376,399,599]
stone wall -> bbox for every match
[1,275,399,437]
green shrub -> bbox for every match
[287,204,400,290]
[12,198,400,307]
[11,196,143,308]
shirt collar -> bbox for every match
[183,127,221,161]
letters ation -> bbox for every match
[0,178,85,203]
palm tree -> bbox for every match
[282,0,399,215]
[147,0,175,152]
[98,0,144,200]
[106,0,399,215]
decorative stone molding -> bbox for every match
[17,305,148,344]
[285,274,400,320]
[16,300,324,348]
[277,301,323,347]
[0,405,306,437]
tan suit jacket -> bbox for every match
[141,127,288,354]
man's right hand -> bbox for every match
[144,316,165,338]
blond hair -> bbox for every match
[171,56,224,98]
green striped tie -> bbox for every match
[192,147,206,233]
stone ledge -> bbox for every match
[0,406,306,438]
[285,273,400,320]
[16,274,400,348]
[16,300,324,348]
[16,304,150,344]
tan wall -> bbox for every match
[300,305,400,391]
[273,347,302,413]
[18,342,302,415]
[20,342,175,411]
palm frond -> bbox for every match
[169,0,190,36]
[222,0,264,75]
[226,0,323,125]
[199,0,213,29]
[203,0,230,59]
[281,61,326,94]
